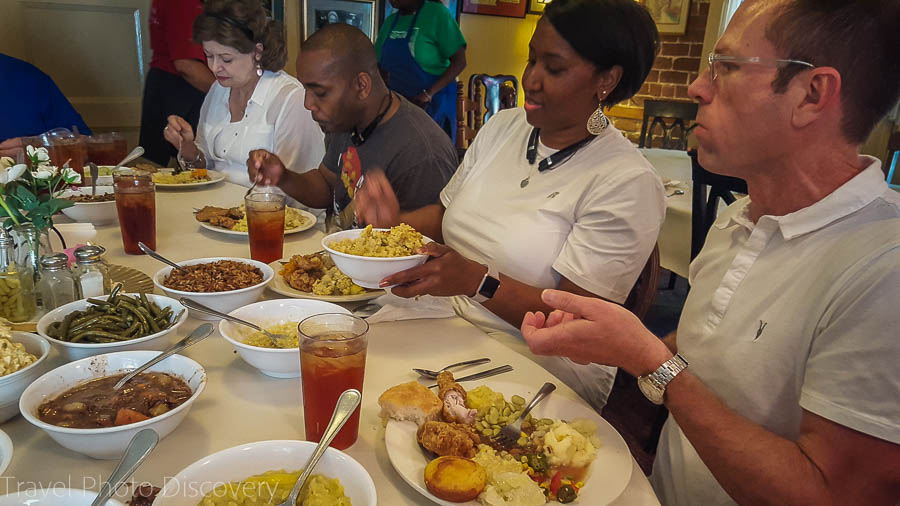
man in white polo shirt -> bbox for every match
[519,0,900,504]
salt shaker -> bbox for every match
[72,245,110,298]
[38,253,76,310]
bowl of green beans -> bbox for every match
[36,291,188,361]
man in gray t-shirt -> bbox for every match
[247,24,456,229]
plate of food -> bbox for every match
[268,251,384,302]
[151,168,225,188]
[380,375,633,506]
[195,205,316,235]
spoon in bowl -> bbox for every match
[112,146,145,172]
[90,429,159,506]
[138,241,187,273]
[179,297,290,347]
[277,389,362,506]
[113,323,214,391]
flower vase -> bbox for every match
[11,223,52,283]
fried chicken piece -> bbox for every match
[292,253,326,272]
[417,421,481,458]
[208,215,237,228]
[286,270,322,292]
[436,371,477,424]
[226,206,244,219]
[195,206,230,222]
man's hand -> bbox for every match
[247,149,286,187]
[379,242,486,298]
[411,91,432,108]
[521,289,672,375]
[355,169,400,227]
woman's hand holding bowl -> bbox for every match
[379,242,485,298]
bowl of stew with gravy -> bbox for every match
[18,350,206,459]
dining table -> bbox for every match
[0,179,660,505]
[640,148,693,279]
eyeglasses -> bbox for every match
[707,53,815,81]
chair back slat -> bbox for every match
[690,148,748,259]
[639,100,698,150]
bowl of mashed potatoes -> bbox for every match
[152,440,376,506]
[322,224,432,289]
[218,299,351,378]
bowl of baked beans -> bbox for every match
[153,258,274,320]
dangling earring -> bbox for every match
[256,60,263,77]
[587,104,609,135]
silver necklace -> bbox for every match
[522,128,594,188]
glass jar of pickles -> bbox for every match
[0,227,37,322]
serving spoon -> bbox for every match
[179,297,291,347]
[138,241,187,273]
[90,429,159,506]
[277,389,362,506]
[112,146,145,172]
[113,323,214,391]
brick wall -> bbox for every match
[609,0,710,144]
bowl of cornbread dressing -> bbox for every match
[322,224,431,289]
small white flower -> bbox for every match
[0,164,27,185]
[61,167,82,184]
[25,145,36,158]
[32,168,54,180]
[25,145,50,164]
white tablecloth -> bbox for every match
[641,148,692,278]
[1,181,659,505]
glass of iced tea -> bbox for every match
[86,132,128,166]
[113,171,156,254]
[299,313,369,450]
[245,192,285,264]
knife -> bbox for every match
[427,364,513,389]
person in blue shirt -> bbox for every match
[0,53,91,158]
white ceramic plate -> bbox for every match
[198,207,317,236]
[384,380,634,506]
[0,428,12,476]
[152,169,225,188]
[266,259,384,302]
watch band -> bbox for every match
[639,353,688,405]
[472,264,500,303]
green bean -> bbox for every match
[136,305,160,333]
[107,283,122,303]
[85,298,112,307]
[58,312,77,340]
[52,292,175,343]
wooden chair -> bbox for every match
[690,148,748,259]
[469,74,519,125]
[623,244,660,321]
[638,100,698,150]
[456,81,483,157]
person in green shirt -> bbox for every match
[376,0,466,143]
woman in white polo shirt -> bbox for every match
[162,0,324,185]
[357,0,665,409]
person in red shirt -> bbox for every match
[139,0,214,165]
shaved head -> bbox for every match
[302,23,381,81]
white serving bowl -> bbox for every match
[59,186,118,224]
[153,258,274,321]
[0,488,126,505]
[153,440,376,506]
[322,228,431,289]
[0,428,11,476]
[19,350,206,460]
[218,299,351,378]
[37,294,188,361]
[0,332,51,423]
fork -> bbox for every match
[245,172,262,198]
[413,358,491,379]
[492,382,556,447]
[426,364,513,389]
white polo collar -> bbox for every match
[715,156,886,240]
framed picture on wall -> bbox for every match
[527,0,549,15]
[461,0,527,18]
[381,0,461,25]
[644,0,691,35]
[303,0,377,41]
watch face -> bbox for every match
[638,377,664,405]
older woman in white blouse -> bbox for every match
[163,0,323,185]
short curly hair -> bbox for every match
[193,0,287,71]
[544,0,659,107]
